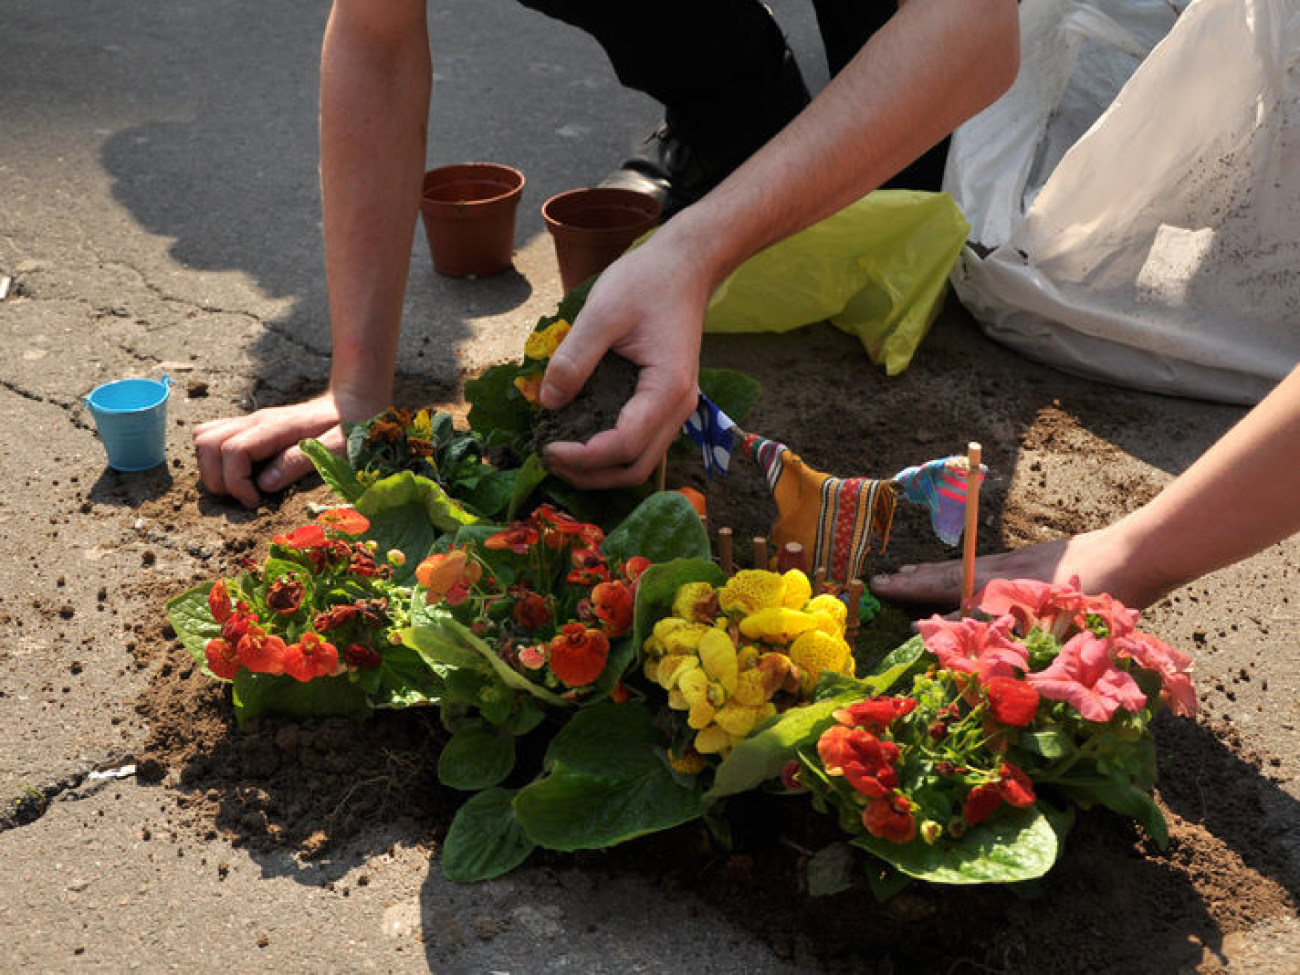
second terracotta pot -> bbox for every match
[542,187,662,293]
[420,162,525,278]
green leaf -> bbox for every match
[806,842,857,898]
[465,364,536,451]
[407,603,570,707]
[354,472,479,583]
[1017,729,1073,761]
[441,788,536,883]
[513,703,704,850]
[438,722,517,791]
[165,583,222,669]
[230,671,370,726]
[300,437,364,503]
[860,634,928,693]
[707,695,852,800]
[601,491,712,566]
[851,806,1060,885]
[371,642,444,709]
[505,453,548,522]
[1055,775,1168,848]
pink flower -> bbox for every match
[975,577,1087,639]
[1080,591,1140,642]
[917,614,1028,683]
[1114,631,1198,717]
[1027,632,1148,722]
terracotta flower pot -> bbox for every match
[542,187,662,292]
[420,162,525,277]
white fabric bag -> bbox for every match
[945,0,1300,405]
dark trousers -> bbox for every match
[517,0,946,190]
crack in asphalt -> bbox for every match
[0,762,141,833]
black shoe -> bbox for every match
[599,48,811,221]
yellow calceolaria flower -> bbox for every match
[781,569,812,609]
[523,319,571,361]
[668,746,709,775]
[718,569,786,616]
[805,593,848,634]
[356,468,381,488]
[738,606,820,645]
[410,408,433,438]
[674,628,776,756]
[788,628,855,694]
[671,581,718,623]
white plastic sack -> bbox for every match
[945,0,1300,405]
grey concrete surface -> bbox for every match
[1,1,1297,973]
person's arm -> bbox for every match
[193,0,429,508]
[871,365,1300,609]
[539,0,1020,488]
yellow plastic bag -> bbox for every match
[703,190,969,375]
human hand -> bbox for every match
[193,389,384,508]
[868,528,1166,611]
[539,240,711,489]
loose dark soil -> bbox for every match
[134,314,1299,974]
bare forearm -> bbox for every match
[1116,365,1300,595]
[319,0,431,403]
[657,0,1019,290]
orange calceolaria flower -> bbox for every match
[485,524,540,555]
[833,696,918,733]
[208,580,233,624]
[622,556,652,584]
[204,637,241,680]
[547,623,610,688]
[513,374,543,405]
[237,626,288,676]
[317,507,371,537]
[416,549,483,605]
[534,505,603,551]
[817,725,900,799]
[567,546,610,586]
[590,580,634,638]
[282,632,339,682]
[266,576,306,615]
[863,794,918,844]
[220,605,256,644]
[273,524,327,551]
[512,592,553,630]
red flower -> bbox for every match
[220,606,256,644]
[313,605,359,632]
[964,782,1003,825]
[204,638,241,680]
[348,549,381,578]
[208,580,233,624]
[533,505,603,551]
[341,642,382,670]
[236,626,287,675]
[590,580,634,638]
[273,524,327,550]
[547,623,610,688]
[863,794,917,844]
[985,677,1040,726]
[817,725,900,799]
[1027,632,1148,722]
[567,546,610,586]
[833,696,917,732]
[610,680,631,704]
[316,507,370,537]
[621,556,652,584]
[917,614,1029,683]
[512,592,553,630]
[484,523,540,555]
[266,576,306,615]
[997,762,1036,808]
[282,632,339,682]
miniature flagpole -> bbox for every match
[960,441,982,617]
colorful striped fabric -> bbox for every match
[742,436,984,583]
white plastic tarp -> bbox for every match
[945,0,1300,405]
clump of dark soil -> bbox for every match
[532,351,638,453]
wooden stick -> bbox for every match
[813,566,827,592]
[846,579,865,641]
[777,541,806,574]
[655,455,667,493]
[752,536,768,571]
[960,442,983,617]
[717,527,734,577]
